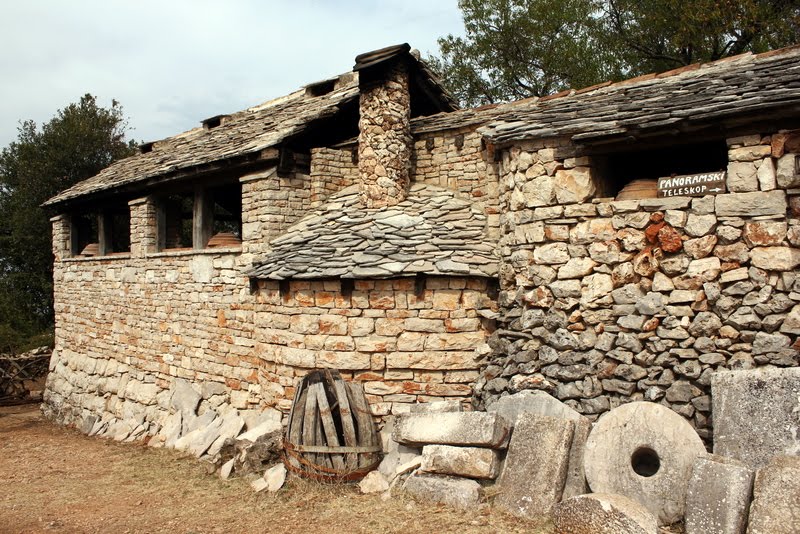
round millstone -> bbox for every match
[583,401,706,525]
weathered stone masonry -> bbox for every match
[477,131,800,440]
[44,128,498,431]
[43,46,800,449]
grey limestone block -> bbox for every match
[552,493,658,534]
[495,412,575,518]
[712,367,800,469]
[402,473,483,510]
[487,391,591,499]
[420,444,500,480]
[392,412,511,449]
[746,456,800,534]
[486,390,584,424]
[685,454,754,534]
[409,400,462,413]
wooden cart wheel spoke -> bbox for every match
[283,370,382,482]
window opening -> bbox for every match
[593,139,728,199]
[70,204,130,257]
[71,213,98,256]
[158,183,242,250]
[159,193,193,250]
[107,208,131,254]
[207,183,242,248]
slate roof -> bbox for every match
[412,46,800,143]
[44,79,360,207]
[247,183,497,280]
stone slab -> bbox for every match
[685,454,754,534]
[238,419,282,443]
[409,400,462,413]
[170,378,201,417]
[486,390,584,424]
[495,412,575,518]
[584,401,706,525]
[488,391,590,498]
[379,415,422,480]
[207,410,245,457]
[162,411,183,448]
[79,414,98,435]
[402,473,482,510]
[264,463,286,492]
[420,444,500,479]
[712,368,800,469]
[219,458,234,480]
[392,412,511,449]
[552,493,658,534]
[563,417,591,500]
[747,456,800,534]
[251,477,269,492]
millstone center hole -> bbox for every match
[631,447,660,477]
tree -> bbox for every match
[430,0,617,107]
[432,0,800,107]
[604,0,800,74]
[0,94,136,353]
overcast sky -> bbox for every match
[0,1,464,148]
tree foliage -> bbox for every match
[605,0,800,73]
[432,0,800,106]
[0,94,136,353]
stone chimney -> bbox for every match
[355,46,413,208]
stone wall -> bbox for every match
[50,214,71,260]
[45,156,497,434]
[412,127,501,239]
[253,277,495,415]
[478,131,800,441]
[44,240,495,430]
[44,250,255,428]
[309,147,359,208]
[240,168,311,259]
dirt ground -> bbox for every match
[0,404,541,534]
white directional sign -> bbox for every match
[657,171,726,198]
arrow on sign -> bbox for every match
[708,187,723,192]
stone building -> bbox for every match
[43,44,800,444]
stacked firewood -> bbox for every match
[0,346,51,403]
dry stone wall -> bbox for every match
[44,247,494,431]
[240,169,311,258]
[43,249,255,428]
[478,131,800,441]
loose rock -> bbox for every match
[495,413,574,518]
[684,454,753,534]
[552,493,658,534]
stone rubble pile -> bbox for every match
[51,367,799,527]
[51,376,286,490]
[376,368,799,534]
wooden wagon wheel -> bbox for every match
[283,369,382,482]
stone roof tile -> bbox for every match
[411,46,800,142]
[44,80,360,207]
[248,183,498,280]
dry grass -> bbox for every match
[0,405,546,534]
